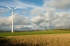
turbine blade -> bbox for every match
[6,6,12,10]
[14,6,20,9]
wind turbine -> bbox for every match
[43,22,45,31]
[47,22,50,30]
[6,6,20,33]
[43,15,45,31]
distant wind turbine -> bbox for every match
[43,22,45,31]
[47,21,50,30]
[6,6,20,33]
[43,15,45,31]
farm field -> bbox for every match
[0,30,70,36]
[0,30,70,46]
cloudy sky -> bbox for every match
[0,0,70,31]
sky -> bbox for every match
[0,0,70,31]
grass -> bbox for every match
[0,30,70,36]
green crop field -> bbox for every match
[0,30,70,36]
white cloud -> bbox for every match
[30,0,70,29]
[51,11,70,29]
[0,14,32,30]
[22,11,26,14]
[0,17,11,26]
[30,7,43,16]
[13,14,31,25]
[44,0,70,10]
[31,15,45,25]
[0,8,9,15]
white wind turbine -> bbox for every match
[43,22,45,31]
[43,15,45,31]
[6,6,20,33]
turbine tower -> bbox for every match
[43,22,45,31]
[47,22,50,30]
[6,6,19,33]
[43,15,45,31]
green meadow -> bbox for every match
[0,30,70,36]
